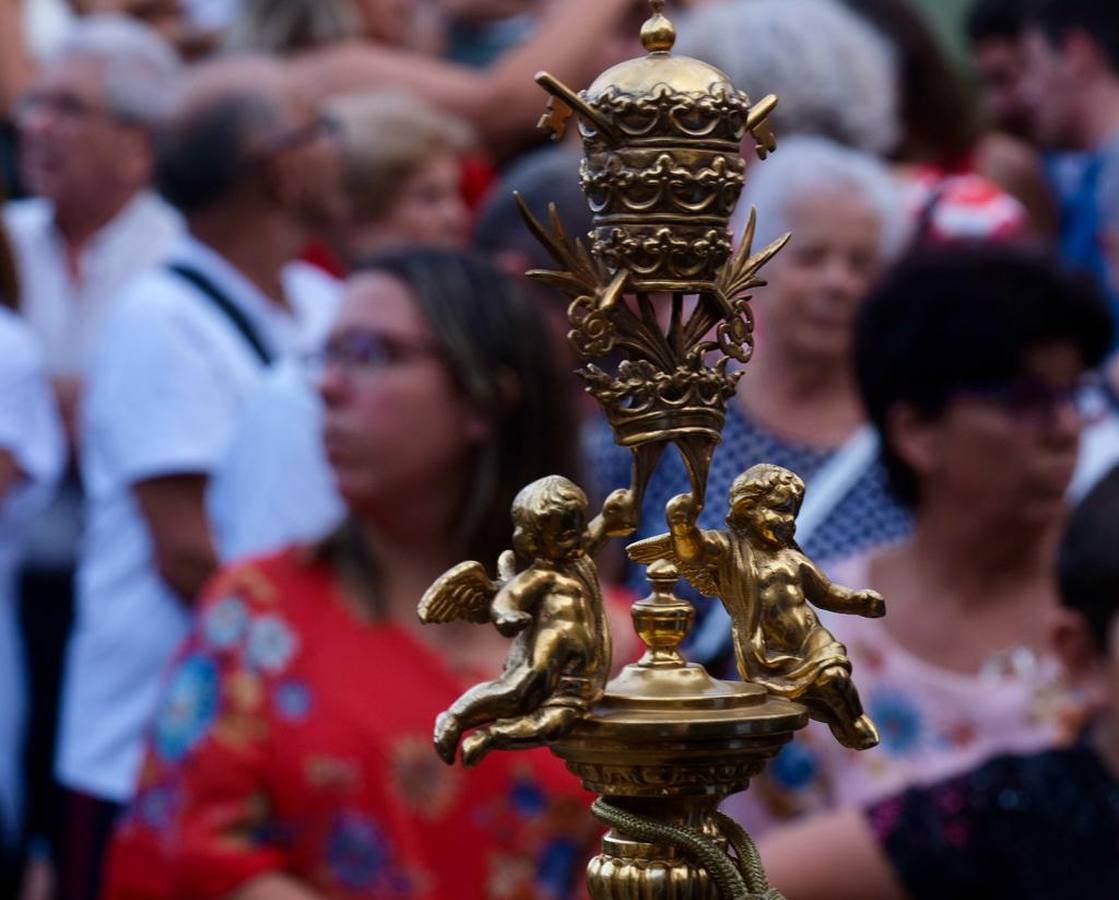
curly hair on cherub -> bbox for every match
[726,463,805,529]
[510,475,588,560]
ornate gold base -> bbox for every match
[553,659,805,899]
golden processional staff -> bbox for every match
[418,3,885,897]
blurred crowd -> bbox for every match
[0,0,1117,898]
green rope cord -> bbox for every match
[592,798,750,899]
[715,811,786,900]
[591,800,788,900]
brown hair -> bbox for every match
[326,92,473,224]
[843,0,982,169]
[324,248,582,611]
[0,175,18,310]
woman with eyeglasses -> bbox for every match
[102,249,604,899]
[725,244,1119,834]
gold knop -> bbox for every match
[641,1,675,54]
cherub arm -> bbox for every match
[798,557,885,619]
[666,493,727,570]
[490,568,555,637]
[584,488,638,556]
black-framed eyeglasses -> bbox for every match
[13,90,126,126]
[305,328,443,377]
[255,114,341,160]
[959,372,1116,429]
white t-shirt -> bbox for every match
[2,192,183,376]
[0,309,64,842]
[211,352,345,563]
[56,236,336,802]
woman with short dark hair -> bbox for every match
[731,244,1116,833]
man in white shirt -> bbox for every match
[54,55,342,899]
[2,17,184,887]
[3,15,183,394]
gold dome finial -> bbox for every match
[641,0,675,53]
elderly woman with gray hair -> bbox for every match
[589,136,912,664]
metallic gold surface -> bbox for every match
[420,3,883,896]
[629,465,884,751]
[420,477,636,766]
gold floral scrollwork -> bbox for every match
[569,294,617,358]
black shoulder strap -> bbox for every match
[165,262,275,366]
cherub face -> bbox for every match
[535,503,588,562]
[736,482,800,546]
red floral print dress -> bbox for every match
[102,549,597,899]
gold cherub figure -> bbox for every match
[629,463,883,750]
[420,476,636,766]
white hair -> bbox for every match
[676,0,900,156]
[52,14,182,126]
[734,136,912,264]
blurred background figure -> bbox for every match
[3,14,182,424]
[321,92,472,265]
[53,55,342,900]
[1020,0,1119,327]
[676,0,1034,243]
[471,142,590,395]
[103,250,594,900]
[227,0,646,159]
[0,298,64,895]
[966,0,1036,141]
[676,0,901,158]
[729,245,1114,835]
[590,137,912,668]
[211,92,474,563]
[758,463,1119,900]
[840,0,1040,243]
[0,17,183,895]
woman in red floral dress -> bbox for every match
[103,249,605,899]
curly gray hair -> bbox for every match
[676,0,900,156]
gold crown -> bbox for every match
[535,4,777,291]
[581,358,740,450]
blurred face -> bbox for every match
[260,91,346,234]
[353,0,415,46]
[317,272,487,513]
[973,37,1033,138]
[1020,29,1082,148]
[380,153,471,249]
[16,57,151,211]
[898,343,1088,528]
[758,188,883,365]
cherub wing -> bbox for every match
[418,561,498,625]
[626,533,722,598]
[496,549,518,585]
